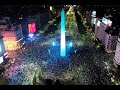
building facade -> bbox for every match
[105,34,118,53]
[34,12,50,30]
[22,12,49,36]
[21,16,37,39]
[94,18,118,53]
[114,37,120,65]
[0,17,24,51]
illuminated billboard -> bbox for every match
[32,23,36,33]
[28,22,36,34]
[28,24,32,34]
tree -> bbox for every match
[33,73,37,85]
[38,70,43,80]
[0,76,8,85]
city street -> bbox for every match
[3,8,115,85]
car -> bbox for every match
[49,36,76,57]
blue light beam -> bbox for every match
[60,9,66,56]
[28,34,34,38]
[52,42,55,46]
[69,42,73,47]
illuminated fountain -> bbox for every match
[60,9,66,56]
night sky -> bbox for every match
[0,5,49,18]
[0,5,120,25]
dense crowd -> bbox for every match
[2,9,115,85]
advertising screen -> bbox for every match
[32,22,36,33]
[28,22,36,34]
[28,24,32,34]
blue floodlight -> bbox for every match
[52,42,55,46]
[28,34,34,38]
[69,42,73,47]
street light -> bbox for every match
[29,34,34,38]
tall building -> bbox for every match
[20,5,50,37]
[0,17,24,51]
[22,11,50,36]
[94,17,119,53]
[34,12,50,30]
[114,36,120,65]
[21,16,37,39]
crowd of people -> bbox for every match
[3,30,68,85]
[2,8,115,85]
